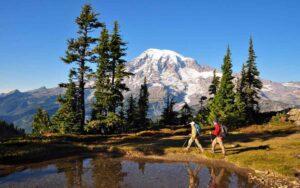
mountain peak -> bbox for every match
[142,48,184,58]
[8,89,21,94]
[129,48,197,71]
[135,48,191,63]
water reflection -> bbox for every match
[208,167,225,188]
[138,161,146,174]
[91,157,126,187]
[185,163,202,188]
[0,156,259,188]
[56,159,83,188]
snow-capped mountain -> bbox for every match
[124,48,299,116]
[0,48,299,132]
[124,49,220,116]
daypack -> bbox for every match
[194,123,201,135]
[220,124,228,138]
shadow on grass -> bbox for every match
[1,125,298,165]
[226,145,270,155]
[115,127,293,156]
[226,129,298,144]
[0,139,126,165]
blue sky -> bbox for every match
[0,0,299,93]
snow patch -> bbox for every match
[140,48,185,60]
[262,84,273,92]
[198,71,222,78]
[283,82,300,88]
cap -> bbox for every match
[189,121,195,125]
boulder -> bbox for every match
[287,108,300,126]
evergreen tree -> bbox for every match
[199,96,208,110]
[197,96,209,125]
[208,47,236,126]
[137,77,149,128]
[92,25,111,120]
[126,94,137,131]
[32,108,52,135]
[232,63,247,125]
[0,120,25,138]
[61,4,102,132]
[52,70,80,134]
[160,93,178,125]
[208,69,220,97]
[237,64,247,95]
[244,37,263,120]
[179,102,193,125]
[109,21,133,112]
[85,21,132,134]
[233,88,247,126]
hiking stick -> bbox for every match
[182,138,188,148]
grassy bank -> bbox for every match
[0,123,299,185]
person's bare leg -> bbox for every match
[195,138,204,152]
[211,137,217,153]
[186,137,194,150]
[217,137,226,155]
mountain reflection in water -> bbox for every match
[0,156,258,188]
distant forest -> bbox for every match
[0,120,25,139]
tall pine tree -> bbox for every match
[233,63,247,125]
[197,96,209,125]
[126,94,137,131]
[61,4,102,132]
[179,102,193,125]
[92,25,111,120]
[208,47,236,126]
[160,93,178,126]
[137,77,149,128]
[237,64,246,95]
[52,70,80,134]
[233,88,247,126]
[244,37,263,120]
[109,21,133,113]
[208,69,220,97]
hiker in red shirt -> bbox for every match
[211,120,226,156]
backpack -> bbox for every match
[194,123,201,135]
[220,125,228,138]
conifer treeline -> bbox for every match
[32,4,149,135]
[31,5,262,134]
[207,38,262,127]
[0,120,25,139]
[159,37,262,128]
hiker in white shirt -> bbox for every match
[185,121,204,152]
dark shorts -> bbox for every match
[211,134,218,140]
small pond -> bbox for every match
[0,156,259,188]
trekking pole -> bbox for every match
[182,138,188,148]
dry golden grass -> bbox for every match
[1,124,299,180]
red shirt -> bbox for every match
[212,123,221,136]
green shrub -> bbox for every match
[270,113,288,126]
